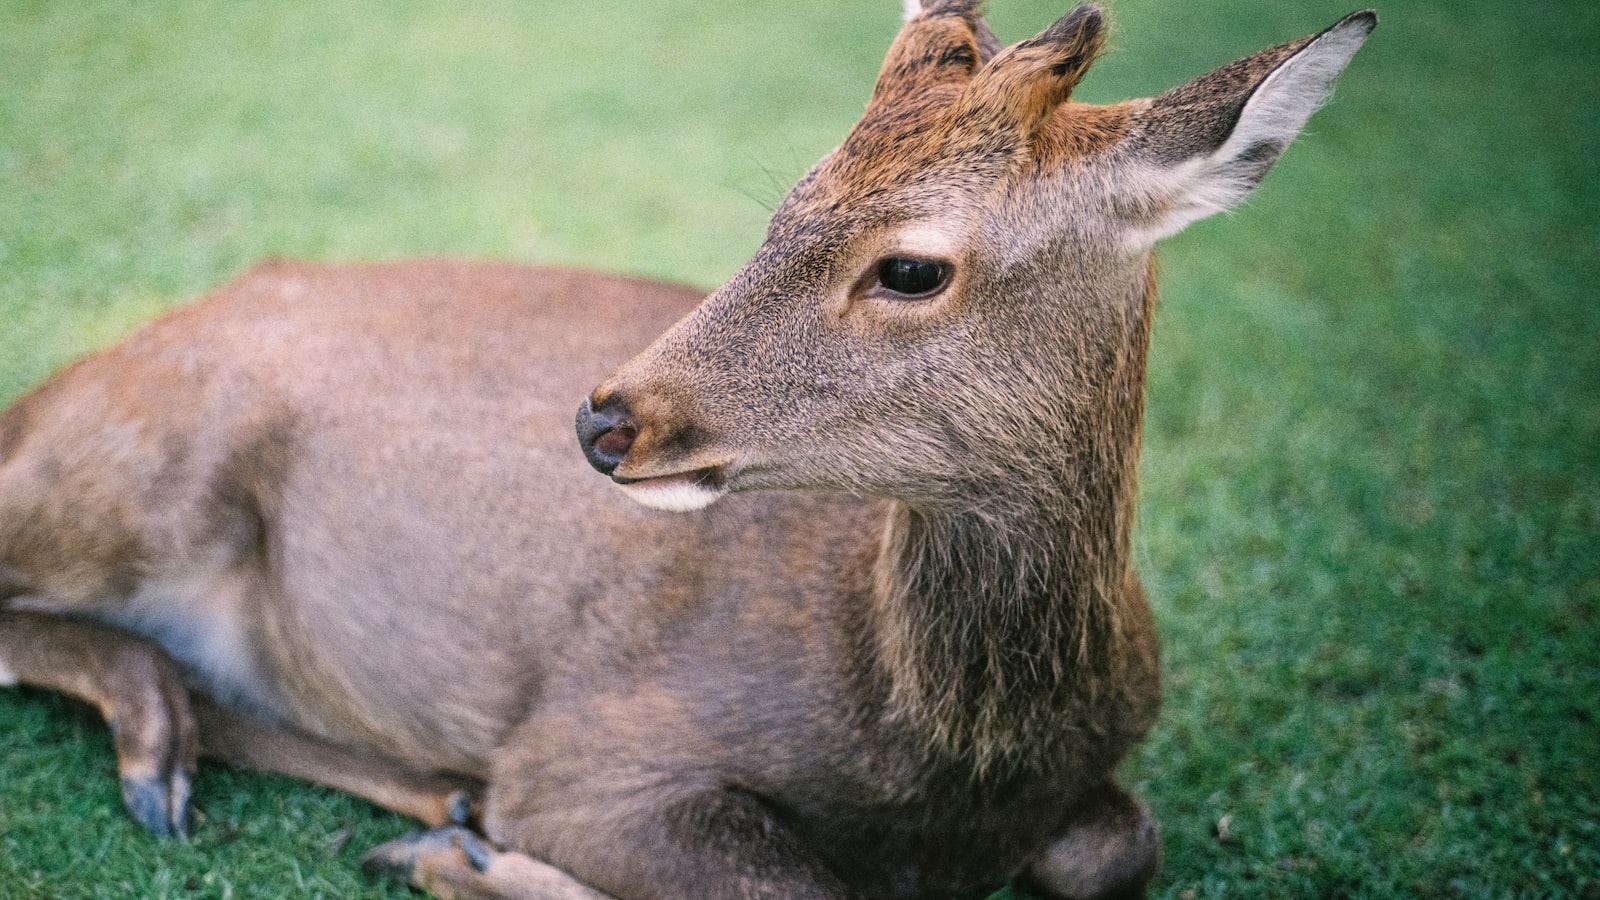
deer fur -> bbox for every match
[0,3,1373,898]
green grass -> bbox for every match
[2,0,1596,897]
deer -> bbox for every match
[0,3,1373,897]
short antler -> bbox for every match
[954,4,1106,136]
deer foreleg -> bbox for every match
[0,610,197,837]
[191,695,484,827]
[362,826,617,900]
[365,787,854,900]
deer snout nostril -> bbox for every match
[594,422,637,460]
[576,395,638,476]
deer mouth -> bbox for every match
[611,465,728,513]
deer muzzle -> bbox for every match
[576,393,730,512]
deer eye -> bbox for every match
[873,257,949,298]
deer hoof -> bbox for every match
[362,824,497,884]
[120,770,192,838]
[445,788,479,827]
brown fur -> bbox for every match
[0,5,1374,898]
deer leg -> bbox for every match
[361,826,617,900]
[0,610,482,838]
[191,695,484,828]
[0,610,197,837]
[1021,781,1160,900]
[365,787,852,900]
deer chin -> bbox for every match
[612,467,728,513]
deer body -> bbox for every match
[0,4,1372,898]
[2,258,1154,895]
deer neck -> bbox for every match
[866,267,1154,779]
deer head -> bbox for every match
[577,2,1375,514]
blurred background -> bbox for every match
[1,1,1595,896]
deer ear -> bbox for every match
[954,5,1106,138]
[1126,10,1376,245]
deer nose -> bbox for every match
[576,395,638,476]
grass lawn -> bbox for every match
[2,0,1596,897]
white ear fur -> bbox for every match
[1131,13,1374,247]
[903,0,922,22]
